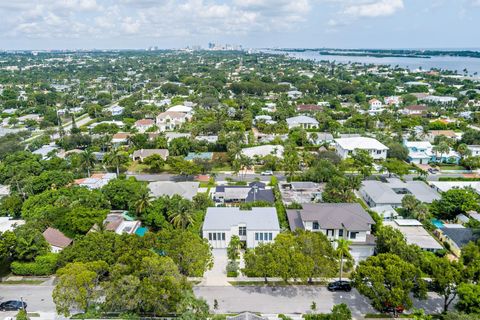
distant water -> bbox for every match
[267,50,480,75]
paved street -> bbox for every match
[194,286,446,317]
[194,286,374,317]
[0,283,447,319]
[127,172,286,182]
[0,284,55,313]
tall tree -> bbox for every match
[104,149,129,176]
[79,149,95,177]
[336,238,352,281]
[352,253,427,316]
[53,261,108,317]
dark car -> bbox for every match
[381,304,404,315]
[0,300,27,311]
[327,280,352,292]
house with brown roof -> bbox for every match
[112,132,131,145]
[296,104,324,113]
[426,130,460,143]
[134,119,156,133]
[401,105,428,116]
[156,111,189,132]
[43,227,72,253]
[132,149,169,162]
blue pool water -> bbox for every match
[431,219,444,229]
[135,227,148,237]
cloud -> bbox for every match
[0,0,316,41]
[343,0,404,18]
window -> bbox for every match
[269,233,273,241]
[255,233,259,241]
[312,222,319,230]
[217,233,222,241]
[339,229,344,237]
[260,233,264,241]
[239,226,246,236]
[208,233,212,241]
[264,233,268,240]
[376,150,382,154]
[326,229,334,237]
[350,232,358,240]
[222,233,225,241]
[213,233,216,241]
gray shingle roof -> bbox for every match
[203,207,280,231]
[361,178,440,205]
[287,203,375,231]
[441,228,477,248]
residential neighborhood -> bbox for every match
[0,47,479,320]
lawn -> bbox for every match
[437,165,467,171]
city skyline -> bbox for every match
[0,0,479,50]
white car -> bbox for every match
[261,170,273,176]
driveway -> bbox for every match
[200,249,231,286]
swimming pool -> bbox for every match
[431,218,444,229]
[135,227,148,237]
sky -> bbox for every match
[0,0,479,50]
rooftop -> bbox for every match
[203,207,280,231]
[335,137,388,151]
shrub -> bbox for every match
[16,309,28,320]
[226,260,239,277]
[11,253,58,276]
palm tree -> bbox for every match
[336,238,352,281]
[169,209,195,229]
[79,149,96,177]
[135,189,153,216]
[104,149,129,176]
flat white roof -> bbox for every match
[430,181,480,193]
[335,137,388,151]
[0,217,25,233]
[394,219,423,226]
[385,220,443,250]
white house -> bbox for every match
[369,99,383,112]
[287,203,376,262]
[334,137,388,160]
[106,105,124,116]
[404,141,433,164]
[43,227,73,253]
[287,90,303,100]
[134,119,156,133]
[156,111,189,132]
[241,145,284,159]
[166,105,193,115]
[286,115,319,130]
[202,207,280,249]
[384,96,401,106]
[467,145,480,157]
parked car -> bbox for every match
[327,280,352,292]
[261,170,273,176]
[381,303,404,314]
[0,300,27,311]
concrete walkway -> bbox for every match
[199,249,232,286]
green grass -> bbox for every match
[27,313,41,317]
[437,165,467,170]
[0,280,45,285]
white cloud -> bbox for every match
[343,0,404,18]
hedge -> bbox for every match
[11,253,58,276]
